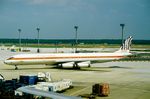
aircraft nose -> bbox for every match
[4,60,8,64]
[4,60,9,64]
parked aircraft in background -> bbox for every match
[4,36,133,70]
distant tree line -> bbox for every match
[0,39,150,45]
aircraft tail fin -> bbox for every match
[116,36,133,53]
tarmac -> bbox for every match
[0,49,150,99]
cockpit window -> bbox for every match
[7,57,14,60]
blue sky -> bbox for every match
[0,0,150,40]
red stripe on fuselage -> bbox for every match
[8,56,125,60]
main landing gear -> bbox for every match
[73,63,80,69]
[88,64,91,67]
[15,65,18,70]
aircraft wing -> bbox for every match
[17,86,81,99]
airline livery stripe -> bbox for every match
[9,56,125,60]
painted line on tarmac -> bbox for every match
[70,86,91,96]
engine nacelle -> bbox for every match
[61,62,74,67]
[77,61,91,67]
[60,61,91,68]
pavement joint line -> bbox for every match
[70,86,91,96]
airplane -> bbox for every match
[4,36,133,70]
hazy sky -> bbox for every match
[0,0,150,40]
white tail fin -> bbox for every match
[116,36,133,53]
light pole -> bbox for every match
[55,42,58,53]
[36,27,40,53]
[120,24,125,45]
[18,29,21,51]
[74,26,78,53]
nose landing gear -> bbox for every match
[15,65,18,70]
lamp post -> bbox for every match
[120,24,125,45]
[36,27,40,53]
[74,26,78,53]
[18,29,21,51]
[55,42,58,53]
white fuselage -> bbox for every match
[4,52,131,66]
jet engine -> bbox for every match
[59,61,91,68]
